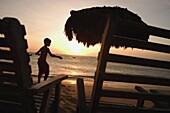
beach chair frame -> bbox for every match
[0,17,68,113]
[76,17,170,113]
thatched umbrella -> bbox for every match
[64,6,149,47]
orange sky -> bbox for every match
[0,0,170,60]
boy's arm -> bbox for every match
[35,48,41,55]
[54,55,63,59]
[48,49,63,59]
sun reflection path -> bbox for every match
[63,79,77,85]
[71,71,79,75]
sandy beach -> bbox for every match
[32,77,170,113]
[60,78,170,113]
[59,79,78,113]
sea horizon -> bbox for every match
[30,54,170,80]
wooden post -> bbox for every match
[89,17,112,113]
[54,82,61,113]
[48,82,61,113]
[39,89,52,113]
[76,78,87,113]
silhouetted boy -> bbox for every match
[35,38,63,83]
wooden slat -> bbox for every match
[10,39,28,49]
[0,19,8,34]
[107,54,170,69]
[0,93,21,103]
[0,38,11,47]
[148,25,170,39]
[98,105,170,113]
[115,19,148,34]
[0,83,24,110]
[0,62,15,72]
[0,87,19,95]
[0,101,23,113]
[0,83,18,92]
[101,89,170,102]
[0,50,12,60]
[104,73,170,86]
[0,85,20,103]
[116,19,170,39]
[111,35,170,53]
[116,19,148,30]
[0,37,28,49]
[117,19,170,39]
[29,74,68,95]
[0,73,17,83]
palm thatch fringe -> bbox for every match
[64,6,149,47]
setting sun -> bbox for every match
[63,38,100,56]
[67,39,84,55]
[53,36,100,56]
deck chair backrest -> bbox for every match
[89,17,170,113]
[104,18,170,85]
[0,17,68,113]
[0,17,32,88]
[0,17,34,113]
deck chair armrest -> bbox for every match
[29,74,68,95]
[76,78,87,113]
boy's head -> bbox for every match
[44,38,51,46]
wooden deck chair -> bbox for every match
[0,17,68,113]
[76,17,170,113]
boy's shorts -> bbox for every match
[38,60,49,75]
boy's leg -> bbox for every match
[38,60,43,83]
[44,63,49,81]
[38,73,42,83]
[44,74,48,80]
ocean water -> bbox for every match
[30,54,170,81]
